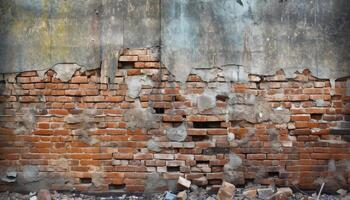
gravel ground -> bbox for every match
[0,186,348,200]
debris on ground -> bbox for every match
[216,181,236,200]
[176,190,187,200]
[0,185,349,200]
[177,176,191,189]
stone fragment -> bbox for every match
[23,165,39,183]
[166,123,187,142]
[249,75,261,82]
[147,139,161,152]
[37,189,51,200]
[197,93,216,112]
[216,181,236,200]
[229,93,256,105]
[125,101,157,130]
[223,153,244,185]
[1,169,17,183]
[225,154,242,170]
[165,191,177,200]
[270,108,291,124]
[30,195,38,200]
[15,107,36,134]
[337,189,348,196]
[242,188,257,198]
[257,187,275,199]
[125,75,153,98]
[227,133,235,142]
[177,191,187,200]
[270,187,293,200]
[229,99,270,123]
[178,176,191,189]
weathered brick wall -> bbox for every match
[0,49,349,193]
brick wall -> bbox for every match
[0,48,349,193]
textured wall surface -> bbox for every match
[0,0,160,73]
[1,0,350,82]
[0,49,349,193]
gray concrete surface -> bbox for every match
[0,0,349,81]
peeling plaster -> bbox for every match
[125,75,153,98]
[52,64,82,82]
[124,101,157,130]
[197,92,216,112]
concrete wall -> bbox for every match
[1,0,349,82]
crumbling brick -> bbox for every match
[0,48,348,193]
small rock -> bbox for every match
[216,181,236,200]
[337,189,348,196]
[270,187,293,200]
[37,189,51,200]
[257,187,275,199]
[1,169,17,183]
[227,133,235,142]
[165,191,177,200]
[177,191,187,200]
[242,188,257,198]
[30,196,38,200]
[178,176,191,189]
[147,139,161,152]
[166,123,187,142]
[190,185,199,192]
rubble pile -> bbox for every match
[0,180,349,200]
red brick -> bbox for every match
[302,88,324,94]
[105,96,124,102]
[71,76,88,83]
[247,154,266,160]
[83,96,105,102]
[37,123,50,129]
[124,49,147,55]
[267,154,288,160]
[288,94,309,101]
[291,114,311,121]
[19,96,39,102]
[310,153,330,160]
[127,69,142,76]
[207,129,227,135]
[32,130,54,135]
[138,55,158,62]
[119,55,138,62]
[134,62,145,68]
[154,154,174,160]
[134,153,153,160]
[187,129,207,136]
[144,62,160,68]
[162,115,183,122]
[19,71,37,77]
[49,109,69,115]
[17,77,31,83]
